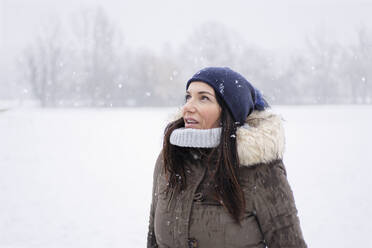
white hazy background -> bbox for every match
[1,0,372,247]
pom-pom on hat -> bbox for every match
[186,67,266,125]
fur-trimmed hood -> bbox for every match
[236,110,285,166]
[169,109,285,167]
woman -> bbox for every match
[147,67,307,248]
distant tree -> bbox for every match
[304,32,344,103]
[341,27,372,103]
[22,7,124,107]
[154,47,185,106]
[271,54,306,104]
[24,20,65,107]
[236,45,277,103]
[70,6,123,107]
[179,22,246,74]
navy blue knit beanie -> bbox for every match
[186,67,267,125]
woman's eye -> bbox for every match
[185,95,191,101]
[201,95,210,101]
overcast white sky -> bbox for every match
[2,0,372,52]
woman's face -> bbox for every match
[182,81,222,129]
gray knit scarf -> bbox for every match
[169,127,222,148]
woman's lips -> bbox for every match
[184,118,199,128]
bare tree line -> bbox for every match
[20,7,372,107]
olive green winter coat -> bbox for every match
[147,110,307,248]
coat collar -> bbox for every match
[169,109,285,167]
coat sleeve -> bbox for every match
[147,152,163,248]
[252,160,307,248]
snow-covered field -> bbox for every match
[0,106,371,248]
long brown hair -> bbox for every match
[163,96,245,224]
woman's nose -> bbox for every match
[183,99,196,113]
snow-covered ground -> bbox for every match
[0,106,371,248]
